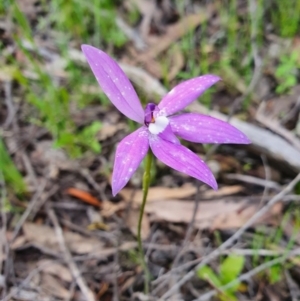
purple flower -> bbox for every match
[81,45,250,196]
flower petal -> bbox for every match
[112,127,149,196]
[170,113,251,144]
[149,135,217,190]
[81,45,144,123]
[158,123,180,145]
[158,75,221,116]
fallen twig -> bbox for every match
[0,171,9,298]
[167,183,202,297]
[224,173,281,191]
[256,101,300,153]
[47,207,96,301]
[3,81,16,129]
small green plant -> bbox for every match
[176,34,214,106]
[46,0,127,47]
[252,207,300,284]
[275,51,299,94]
[0,0,10,15]
[197,255,245,301]
[0,138,27,195]
[54,121,102,158]
[270,0,300,38]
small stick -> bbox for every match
[0,171,9,298]
[47,207,95,301]
[3,81,16,129]
[167,183,201,295]
[224,173,281,191]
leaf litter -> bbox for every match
[1,0,300,300]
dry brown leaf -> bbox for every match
[101,200,126,217]
[9,235,27,249]
[22,222,104,254]
[65,241,137,261]
[41,274,71,299]
[38,259,72,283]
[97,122,126,140]
[119,184,243,204]
[210,202,282,230]
[202,185,244,198]
[66,187,102,207]
[146,199,282,230]
[119,183,197,203]
[124,208,150,239]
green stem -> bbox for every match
[137,150,153,294]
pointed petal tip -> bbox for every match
[211,181,218,191]
[243,136,251,144]
[111,179,126,198]
[111,185,119,197]
[81,44,104,53]
[207,74,222,82]
[111,128,149,197]
[198,74,222,85]
[81,44,92,53]
[81,44,104,57]
[236,133,251,145]
[204,175,218,191]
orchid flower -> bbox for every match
[81,45,250,196]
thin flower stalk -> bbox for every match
[138,150,153,293]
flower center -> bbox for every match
[144,103,169,135]
[144,103,157,126]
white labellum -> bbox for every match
[148,116,169,135]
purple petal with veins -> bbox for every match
[157,124,180,144]
[81,45,144,123]
[170,113,251,144]
[158,75,221,116]
[149,135,217,190]
[112,127,149,196]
